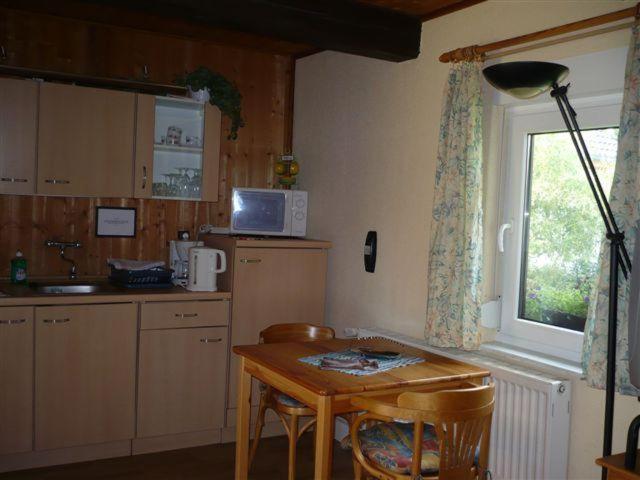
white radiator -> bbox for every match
[488,367,570,479]
[356,328,572,480]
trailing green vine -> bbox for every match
[176,67,244,140]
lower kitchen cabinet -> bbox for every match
[137,326,228,438]
[35,304,137,450]
[0,307,34,455]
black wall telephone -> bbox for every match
[364,231,377,273]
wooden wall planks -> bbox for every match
[0,8,294,277]
[0,196,215,277]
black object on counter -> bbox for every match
[109,266,173,288]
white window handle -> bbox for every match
[498,222,512,253]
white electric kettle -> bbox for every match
[186,247,226,292]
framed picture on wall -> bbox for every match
[95,207,137,238]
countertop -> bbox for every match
[202,234,332,249]
[0,279,231,306]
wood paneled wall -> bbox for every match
[0,8,294,277]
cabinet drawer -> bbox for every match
[141,300,229,330]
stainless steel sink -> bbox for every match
[30,283,105,294]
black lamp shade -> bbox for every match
[482,61,570,99]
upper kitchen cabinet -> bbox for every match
[37,83,135,198]
[134,94,221,202]
[0,78,38,195]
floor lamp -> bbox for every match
[482,61,633,478]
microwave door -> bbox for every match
[232,190,287,235]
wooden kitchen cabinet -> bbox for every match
[0,307,34,455]
[0,78,38,195]
[137,325,228,438]
[133,94,221,202]
[34,303,137,450]
[37,83,135,197]
[137,300,229,439]
[203,236,330,418]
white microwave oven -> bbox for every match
[230,187,307,237]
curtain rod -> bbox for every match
[439,3,640,63]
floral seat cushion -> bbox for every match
[274,392,306,408]
[357,421,440,475]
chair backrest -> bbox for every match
[398,384,495,480]
[259,323,335,344]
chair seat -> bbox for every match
[358,421,440,475]
[274,392,306,408]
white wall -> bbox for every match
[293,1,640,478]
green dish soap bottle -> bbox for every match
[10,250,27,284]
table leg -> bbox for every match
[235,356,252,480]
[314,395,334,480]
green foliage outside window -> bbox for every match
[520,128,617,331]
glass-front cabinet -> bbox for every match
[134,95,221,202]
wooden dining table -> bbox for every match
[233,336,490,480]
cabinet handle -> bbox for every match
[45,179,70,185]
[200,337,222,343]
[0,318,26,325]
[175,313,198,318]
[142,166,147,189]
[1,177,27,183]
[240,259,261,264]
[43,318,70,324]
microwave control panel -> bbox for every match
[291,190,308,237]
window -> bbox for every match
[519,128,617,332]
[497,95,621,362]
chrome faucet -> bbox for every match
[45,240,82,279]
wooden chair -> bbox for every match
[248,323,336,480]
[349,384,495,480]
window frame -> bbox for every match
[496,93,622,362]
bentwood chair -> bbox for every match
[349,384,495,480]
[248,323,336,480]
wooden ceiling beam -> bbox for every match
[76,0,422,62]
[0,0,315,56]
[419,0,486,21]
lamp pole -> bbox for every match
[550,83,631,479]
[483,61,633,480]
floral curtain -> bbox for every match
[425,61,484,350]
[582,22,640,395]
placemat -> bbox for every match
[298,349,425,376]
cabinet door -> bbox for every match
[0,307,33,454]
[37,83,135,197]
[35,304,137,450]
[228,248,327,407]
[0,78,37,195]
[137,326,228,438]
[133,93,154,199]
[200,103,221,202]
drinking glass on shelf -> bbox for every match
[175,167,191,198]
[152,182,169,197]
[163,173,181,197]
[190,168,202,199]
[166,126,182,145]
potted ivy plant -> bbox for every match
[176,66,244,140]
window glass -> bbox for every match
[518,128,618,332]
